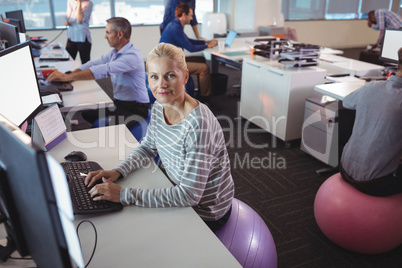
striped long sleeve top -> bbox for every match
[114,101,234,221]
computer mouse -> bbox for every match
[64,151,87,162]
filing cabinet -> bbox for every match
[300,95,339,167]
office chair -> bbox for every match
[186,56,205,98]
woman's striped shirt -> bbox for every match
[115,101,234,221]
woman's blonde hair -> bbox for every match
[146,43,187,72]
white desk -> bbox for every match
[204,35,274,73]
[314,80,365,101]
[35,57,113,113]
[319,54,384,77]
[39,42,70,61]
[204,36,344,74]
[0,125,241,267]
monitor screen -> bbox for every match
[0,41,42,128]
[5,18,23,34]
[225,30,237,47]
[0,21,20,48]
[5,10,26,33]
[379,28,402,64]
[0,114,84,268]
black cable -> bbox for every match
[41,28,67,48]
[76,219,97,268]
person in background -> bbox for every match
[85,43,234,232]
[160,3,217,102]
[160,0,203,39]
[65,0,93,64]
[367,9,402,50]
[339,47,402,197]
[47,17,149,128]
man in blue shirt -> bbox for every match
[47,17,150,128]
[340,47,402,196]
[160,4,217,98]
[160,0,202,40]
[367,9,402,50]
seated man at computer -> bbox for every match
[339,47,402,197]
[47,17,149,128]
[160,3,217,102]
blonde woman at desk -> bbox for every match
[86,43,234,232]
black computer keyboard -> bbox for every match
[49,81,74,91]
[61,161,123,215]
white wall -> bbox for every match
[283,19,378,48]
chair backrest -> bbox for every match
[145,73,156,104]
[129,109,151,142]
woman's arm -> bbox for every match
[76,0,83,24]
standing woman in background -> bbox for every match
[65,0,93,64]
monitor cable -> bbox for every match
[41,27,67,48]
[76,219,97,268]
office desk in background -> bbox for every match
[314,80,366,101]
[0,125,241,268]
[318,54,384,77]
[35,46,114,114]
[39,42,70,61]
[204,36,344,74]
[204,35,273,73]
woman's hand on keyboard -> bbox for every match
[89,178,122,203]
[85,169,121,187]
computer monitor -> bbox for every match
[5,10,26,33]
[379,28,402,64]
[0,114,84,268]
[4,18,26,43]
[0,41,42,128]
[225,30,237,47]
[5,18,23,34]
[0,21,20,48]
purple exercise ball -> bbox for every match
[215,198,277,268]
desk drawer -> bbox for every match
[305,100,338,118]
[304,107,337,133]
